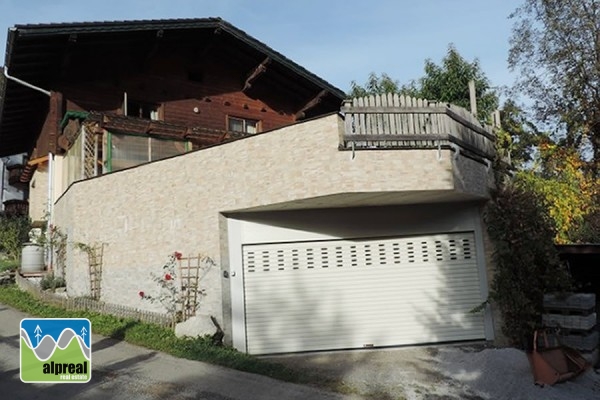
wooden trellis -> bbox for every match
[82,243,104,300]
[177,254,213,321]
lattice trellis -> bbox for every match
[84,243,104,300]
[82,127,99,179]
[177,254,214,321]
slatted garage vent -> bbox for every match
[242,232,485,354]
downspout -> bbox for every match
[0,158,5,211]
[3,66,54,267]
[3,66,51,96]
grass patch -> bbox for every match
[0,284,322,386]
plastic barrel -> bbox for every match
[21,243,44,273]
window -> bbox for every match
[110,134,149,171]
[124,93,161,120]
[228,116,259,135]
[108,134,189,172]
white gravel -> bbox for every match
[434,346,600,400]
[267,344,600,400]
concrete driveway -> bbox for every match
[0,304,356,400]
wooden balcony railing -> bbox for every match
[340,94,496,162]
[3,199,29,217]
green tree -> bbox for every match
[349,72,399,98]
[509,0,600,175]
[516,143,600,244]
[349,45,499,123]
[496,99,542,168]
[403,45,498,123]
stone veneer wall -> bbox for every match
[53,113,489,329]
[29,167,49,223]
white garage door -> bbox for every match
[242,232,485,354]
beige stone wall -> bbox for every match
[53,114,490,327]
[29,167,49,223]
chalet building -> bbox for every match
[0,18,499,354]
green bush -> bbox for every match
[40,273,66,291]
[485,180,572,346]
[0,215,31,261]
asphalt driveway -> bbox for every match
[3,302,599,400]
[0,304,355,400]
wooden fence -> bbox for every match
[341,94,496,161]
[16,273,172,327]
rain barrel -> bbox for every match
[21,243,45,273]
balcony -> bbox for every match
[6,164,25,186]
[340,94,495,163]
[3,199,29,217]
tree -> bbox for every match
[349,45,499,123]
[403,45,498,123]
[495,99,543,168]
[509,0,600,175]
[349,72,400,98]
[516,144,599,244]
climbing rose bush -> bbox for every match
[139,252,212,328]
[139,252,184,325]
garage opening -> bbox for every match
[242,232,486,354]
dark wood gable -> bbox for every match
[0,18,345,157]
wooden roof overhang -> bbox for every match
[82,112,229,147]
[0,18,345,157]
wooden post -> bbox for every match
[469,80,477,117]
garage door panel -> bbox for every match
[243,232,485,354]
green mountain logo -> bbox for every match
[20,318,91,383]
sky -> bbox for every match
[0,0,522,95]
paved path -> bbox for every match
[0,304,356,400]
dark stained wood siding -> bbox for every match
[35,91,63,155]
[56,47,298,133]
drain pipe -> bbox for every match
[3,66,51,96]
[3,66,54,267]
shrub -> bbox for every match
[484,180,572,346]
[0,215,31,261]
[40,273,66,291]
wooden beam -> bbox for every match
[295,90,328,119]
[242,57,270,92]
[27,155,49,166]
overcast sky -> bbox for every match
[0,0,521,95]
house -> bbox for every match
[0,18,499,354]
